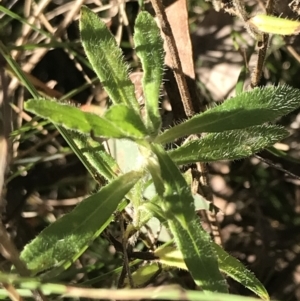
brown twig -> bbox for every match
[2,282,24,301]
[251,33,269,87]
[255,155,300,181]
[150,0,194,117]
[195,162,223,246]
[150,0,223,245]
[251,0,275,87]
[118,215,134,288]
[0,64,10,216]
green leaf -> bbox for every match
[169,125,288,165]
[235,65,248,95]
[149,145,228,293]
[248,14,300,36]
[104,104,148,139]
[154,243,270,300]
[154,243,189,270]
[150,144,195,229]
[134,11,164,135]
[25,100,147,140]
[107,139,141,173]
[0,38,120,185]
[124,263,160,287]
[20,171,142,275]
[70,132,121,182]
[214,243,270,300]
[80,6,139,111]
[169,217,228,293]
[155,85,300,144]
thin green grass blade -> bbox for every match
[25,100,148,140]
[0,40,38,98]
[80,6,139,111]
[0,5,52,40]
[1,6,91,70]
[58,76,99,102]
[149,144,228,293]
[134,11,164,135]
[155,85,300,144]
[267,146,300,164]
[7,41,78,51]
[20,171,142,275]
[169,125,288,164]
[0,271,271,301]
[235,65,248,95]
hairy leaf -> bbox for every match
[134,11,164,135]
[25,100,147,140]
[70,132,121,182]
[0,30,120,185]
[155,85,300,144]
[80,6,139,111]
[154,243,269,300]
[169,125,288,165]
[149,145,228,293]
[20,171,141,274]
[104,104,148,138]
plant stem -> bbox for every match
[251,0,275,87]
[150,0,222,245]
[251,33,269,87]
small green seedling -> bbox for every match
[5,4,300,299]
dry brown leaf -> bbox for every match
[164,0,195,80]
